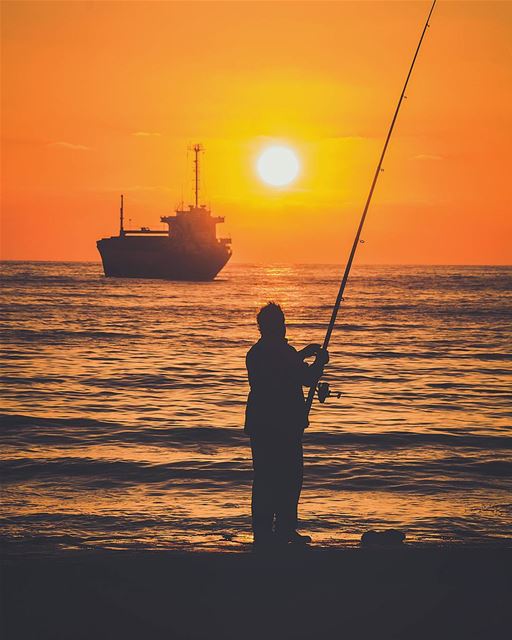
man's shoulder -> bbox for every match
[246,341,261,357]
[247,339,298,361]
[246,341,263,366]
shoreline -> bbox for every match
[2,537,512,559]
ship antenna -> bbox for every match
[120,194,124,236]
[192,143,202,207]
[305,0,437,417]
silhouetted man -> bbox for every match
[245,302,328,548]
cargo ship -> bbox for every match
[97,145,232,281]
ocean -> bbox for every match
[1,262,511,553]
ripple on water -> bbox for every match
[1,262,511,551]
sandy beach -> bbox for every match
[2,546,511,639]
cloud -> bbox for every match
[48,141,91,151]
[414,153,443,161]
[132,131,161,137]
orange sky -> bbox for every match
[1,1,511,264]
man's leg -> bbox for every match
[250,436,276,543]
[274,434,304,538]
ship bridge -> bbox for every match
[161,204,229,245]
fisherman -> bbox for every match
[245,302,328,548]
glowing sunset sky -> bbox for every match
[1,1,511,263]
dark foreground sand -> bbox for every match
[2,547,511,640]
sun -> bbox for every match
[257,146,300,187]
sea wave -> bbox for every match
[1,262,511,550]
[2,454,510,494]
[2,414,512,451]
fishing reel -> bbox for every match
[316,382,342,404]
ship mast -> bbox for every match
[192,143,202,207]
[119,194,125,236]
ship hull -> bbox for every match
[97,236,231,281]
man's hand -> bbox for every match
[315,348,329,366]
[299,343,322,359]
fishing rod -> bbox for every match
[306,0,437,415]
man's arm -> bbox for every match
[298,343,321,360]
[301,348,329,387]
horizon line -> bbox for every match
[1,259,511,268]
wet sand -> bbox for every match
[2,547,511,639]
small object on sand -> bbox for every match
[360,529,406,546]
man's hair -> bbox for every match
[257,302,285,336]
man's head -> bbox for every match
[257,302,286,339]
